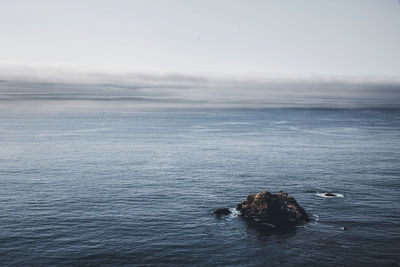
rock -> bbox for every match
[237,190,309,227]
[324,193,337,197]
[341,226,349,230]
[213,208,231,215]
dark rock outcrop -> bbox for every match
[237,190,309,227]
[324,193,337,197]
[213,208,231,215]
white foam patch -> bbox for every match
[308,214,320,226]
[316,193,344,198]
[229,208,241,218]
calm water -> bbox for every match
[0,109,399,266]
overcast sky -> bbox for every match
[1,0,400,76]
[0,0,399,111]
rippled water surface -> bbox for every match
[1,109,399,266]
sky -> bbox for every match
[0,0,399,110]
[1,0,400,75]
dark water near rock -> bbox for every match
[1,109,399,266]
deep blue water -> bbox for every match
[0,109,399,266]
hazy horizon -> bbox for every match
[0,68,400,112]
[1,0,400,111]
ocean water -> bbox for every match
[0,108,399,266]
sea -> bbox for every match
[0,108,399,266]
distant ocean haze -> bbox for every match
[0,70,399,112]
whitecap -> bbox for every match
[316,193,344,198]
[229,208,240,218]
[308,214,320,226]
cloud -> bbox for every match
[0,67,399,112]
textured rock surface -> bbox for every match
[213,208,231,215]
[237,190,309,226]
